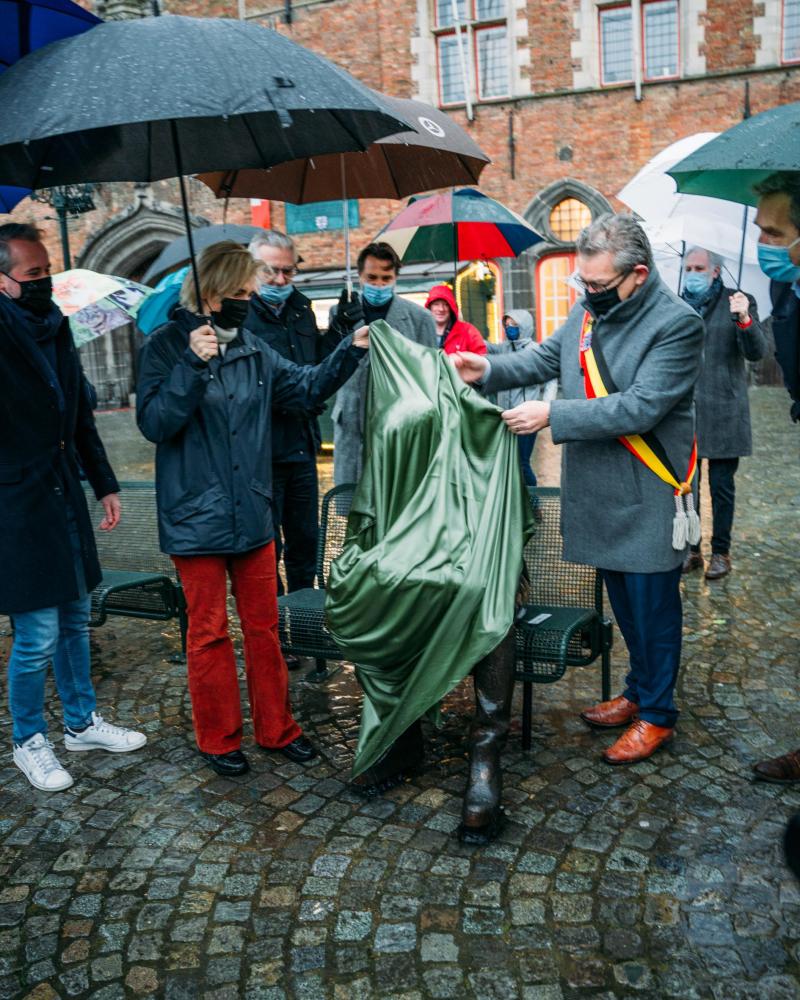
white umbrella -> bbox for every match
[618,133,765,293]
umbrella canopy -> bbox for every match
[618,134,761,278]
[0,15,411,189]
[52,268,151,348]
[136,266,188,335]
[378,188,543,263]
[667,102,800,205]
[0,0,99,74]
[196,94,490,203]
[0,0,102,214]
[142,224,268,286]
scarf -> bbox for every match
[682,274,723,318]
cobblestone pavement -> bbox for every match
[1,387,799,999]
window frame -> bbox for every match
[535,251,578,343]
[597,0,680,88]
[434,0,510,107]
[782,0,800,65]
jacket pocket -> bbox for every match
[0,464,22,484]
[168,485,225,525]
[250,479,272,500]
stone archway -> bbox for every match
[501,178,613,335]
[76,193,210,408]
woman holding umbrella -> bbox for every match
[136,242,369,776]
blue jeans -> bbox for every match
[600,566,683,728]
[517,433,538,489]
[7,512,95,745]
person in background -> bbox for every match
[0,223,146,793]
[137,242,369,778]
[679,246,765,581]
[492,310,558,491]
[329,242,436,485]
[246,230,347,615]
[424,283,486,355]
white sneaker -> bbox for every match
[14,733,74,792]
[64,712,147,753]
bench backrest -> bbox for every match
[524,487,601,611]
[83,481,175,579]
[317,483,356,587]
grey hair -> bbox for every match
[0,223,42,273]
[576,212,654,271]
[685,246,723,271]
[248,229,296,261]
[753,172,800,231]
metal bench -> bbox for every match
[83,481,187,649]
[278,484,613,740]
[277,483,353,683]
[516,486,612,750]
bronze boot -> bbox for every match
[349,720,424,798]
[458,629,516,845]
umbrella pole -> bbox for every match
[677,240,686,294]
[736,205,748,289]
[341,155,352,299]
[452,187,458,286]
[169,120,204,316]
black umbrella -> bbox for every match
[0,14,409,303]
[142,224,270,286]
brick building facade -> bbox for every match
[3,0,799,402]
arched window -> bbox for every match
[549,198,592,243]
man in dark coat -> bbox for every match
[0,223,146,793]
[748,174,800,784]
[246,230,351,598]
[680,246,766,580]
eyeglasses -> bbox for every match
[574,269,632,294]
[260,264,298,280]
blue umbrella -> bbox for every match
[0,0,101,213]
[136,266,188,335]
[0,0,99,73]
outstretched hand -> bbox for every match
[352,325,370,349]
[451,351,489,384]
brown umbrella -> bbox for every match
[196,93,490,203]
[195,94,490,293]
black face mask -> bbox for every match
[7,275,53,318]
[584,286,620,318]
[212,296,250,330]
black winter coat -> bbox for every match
[0,302,119,614]
[136,308,364,556]
[770,280,800,405]
[245,290,342,462]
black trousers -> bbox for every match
[690,457,740,556]
[271,459,319,595]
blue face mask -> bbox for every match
[505,325,520,341]
[683,272,711,296]
[361,282,395,307]
[260,282,294,305]
[757,240,800,284]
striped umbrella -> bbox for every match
[377,188,543,273]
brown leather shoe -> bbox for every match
[753,748,800,784]
[705,554,731,580]
[603,719,674,765]
[682,551,704,574]
[580,695,638,729]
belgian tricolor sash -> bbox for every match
[579,312,700,550]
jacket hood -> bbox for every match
[425,284,459,319]
[503,309,534,339]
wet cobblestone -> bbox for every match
[0,387,799,997]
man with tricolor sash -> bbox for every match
[454,214,704,765]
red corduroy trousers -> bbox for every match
[172,542,302,755]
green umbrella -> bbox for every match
[667,101,800,205]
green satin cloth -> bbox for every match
[325,320,534,777]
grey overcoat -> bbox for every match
[484,271,704,573]
[330,295,437,484]
[691,286,766,459]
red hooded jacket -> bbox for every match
[424,284,487,355]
